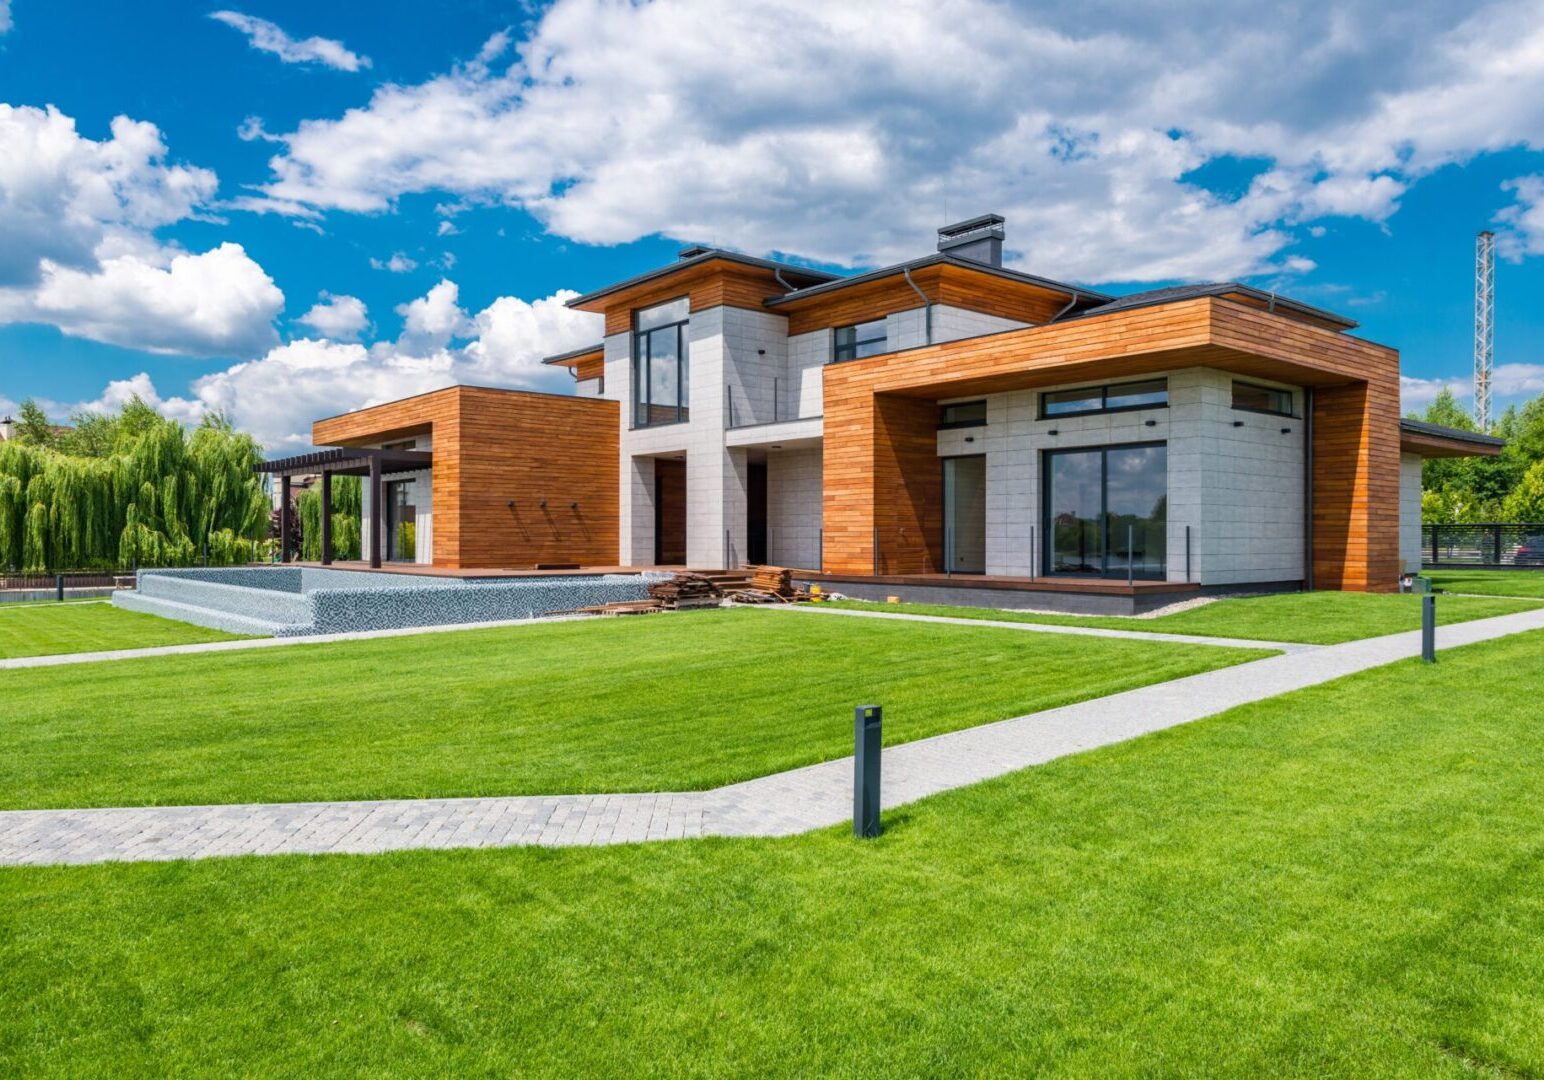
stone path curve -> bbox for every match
[4,605,1542,867]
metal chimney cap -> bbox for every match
[677,244,713,260]
[937,213,1005,239]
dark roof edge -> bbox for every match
[764,252,1114,308]
[1399,418,1506,448]
[541,343,605,366]
[1076,283,1358,330]
[565,250,841,309]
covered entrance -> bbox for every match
[256,446,433,569]
[1044,443,1167,579]
[942,455,986,574]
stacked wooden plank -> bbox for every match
[725,565,808,604]
[646,573,724,609]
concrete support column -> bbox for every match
[687,447,747,569]
[368,454,382,570]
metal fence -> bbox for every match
[1422,524,1544,568]
[0,571,134,603]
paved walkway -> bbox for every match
[5,605,1542,867]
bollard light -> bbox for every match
[854,704,882,839]
[1422,594,1436,664]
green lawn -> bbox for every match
[0,608,1263,810]
[1428,568,1544,598]
[826,588,1542,643]
[4,631,1542,1077]
[0,601,248,659]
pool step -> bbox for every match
[113,591,311,637]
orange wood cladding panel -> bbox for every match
[313,386,619,569]
[823,297,1402,590]
[591,260,804,337]
[575,354,605,381]
[782,263,1073,336]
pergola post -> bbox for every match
[368,454,383,569]
[279,474,292,563]
[320,470,333,566]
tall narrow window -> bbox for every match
[833,318,887,362]
[633,297,690,427]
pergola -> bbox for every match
[255,447,433,568]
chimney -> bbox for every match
[937,213,1005,266]
[677,244,713,261]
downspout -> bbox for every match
[902,267,932,345]
[1303,386,1315,591]
[774,267,798,294]
[1049,290,1081,323]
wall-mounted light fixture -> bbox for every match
[539,499,548,509]
[1280,427,1292,434]
[570,501,579,510]
[1047,428,1059,436]
[506,500,516,509]
[1144,419,1157,427]
[1232,420,1245,428]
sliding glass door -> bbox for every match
[1044,443,1166,579]
[943,455,986,574]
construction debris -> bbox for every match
[725,565,811,604]
[646,572,724,609]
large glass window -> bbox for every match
[1045,443,1167,579]
[1041,378,1168,419]
[1231,381,1294,417]
[943,455,987,574]
[833,318,887,362]
[633,297,690,427]
[386,480,417,563]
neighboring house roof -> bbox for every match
[1075,283,1357,330]
[1399,418,1505,458]
[566,248,840,309]
[541,343,605,367]
[763,252,1112,310]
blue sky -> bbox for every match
[3,0,1544,448]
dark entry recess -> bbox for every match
[654,458,687,565]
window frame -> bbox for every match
[1230,380,1297,418]
[1039,378,1169,420]
[938,400,988,430]
[631,297,690,429]
[832,318,888,363]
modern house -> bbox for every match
[259,215,1503,611]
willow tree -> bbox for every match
[0,398,269,572]
[297,476,362,561]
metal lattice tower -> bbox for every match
[1475,230,1495,432]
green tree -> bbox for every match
[1502,458,1544,522]
[13,400,55,447]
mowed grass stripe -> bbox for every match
[0,607,1264,809]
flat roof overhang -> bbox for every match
[255,446,433,478]
[1399,419,1505,458]
[821,295,1398,402]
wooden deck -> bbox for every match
[798,571,1200,598]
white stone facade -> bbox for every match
[935,368,1307,585]
[601,299,1325,585]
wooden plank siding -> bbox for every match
[313,386,618,569]
[822,296,1402,590]
[779,263,1072,336]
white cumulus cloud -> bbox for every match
[209,11,371,72]
[43,280,602,451]
[297,292,369,339]
[237,0,1544,283]
[370,252,417,273]
[0,1,13,35]
[0,242,283,356]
